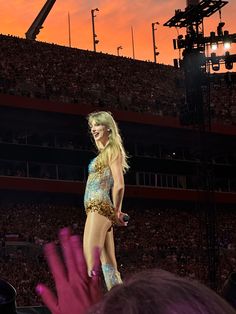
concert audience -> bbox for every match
[0,35,199,118]
[1,35,235,124]
[209,73,236,124]
[0,200,236,306]
[35,227,236,314]
[0,34,184,117]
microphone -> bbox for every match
[123,214,130,222]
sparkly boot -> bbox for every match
[102,264,122,290]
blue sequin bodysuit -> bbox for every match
[84,156,116,223]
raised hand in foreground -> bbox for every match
[36,227,102,314]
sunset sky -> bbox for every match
[0,0,235,67]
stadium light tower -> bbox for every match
[91,8,99,52]
[117,46,123,56]
[25,0,56,40]
[152,22,160,63]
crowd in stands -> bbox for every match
[218,209,236,287]
[0,34,184,117]
[1,34,235,124]
[209,73,236,125]
[0,200,236,306]
[0,201,85,306]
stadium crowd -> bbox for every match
[208,73,236,125]
[0,34,235,124]
[0,200,236,306]
[0,34,183,117]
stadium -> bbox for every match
[0,0,236,313]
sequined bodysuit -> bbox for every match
[84,156,116,223]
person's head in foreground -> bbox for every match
[91,269,236,314]
[0,278,17,314]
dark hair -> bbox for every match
[90,269,236,314]
[0,279,17,314]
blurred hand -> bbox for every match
[36,227,102,314]
[115,211,129,226]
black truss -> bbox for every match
[164,0,228,28]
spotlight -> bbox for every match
[224,30,229,36]
[223,30,231,50]
[177,35,185,49]
[217,22,225,36]
[212,64,220,72]
[211,52,220,71]
[225,51,233,70]
[211,43,218,51]
[224,42,231,50]
[210,31,218,51]
[210,31,216,40]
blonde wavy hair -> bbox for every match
[88,111,129,173]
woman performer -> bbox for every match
[83,111,129,291]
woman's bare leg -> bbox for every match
[100,227,122,290]
[83,212,112,274]
[100,227,117,267]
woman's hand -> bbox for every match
[36,227,102,314]
[115,211,129,226]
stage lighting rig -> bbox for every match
[205,28,236,71]
[165,0,236,292]
[165,0,236,70]
[164,0,236,127]
[164,0,228,28]
[205,51,236,72]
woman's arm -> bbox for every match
[110,154,127,225]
